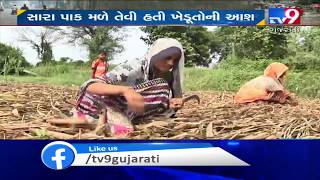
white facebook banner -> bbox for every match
[73,147,249,166]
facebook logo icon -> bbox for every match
[41,141,76,170]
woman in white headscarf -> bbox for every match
[48,38,185,137]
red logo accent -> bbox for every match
[283,8,303,25]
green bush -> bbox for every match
[31,64,71,77]
[0,43,30,75]
[218,56,275,71]
[284,53,320,71]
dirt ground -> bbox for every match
[0,83,319,139]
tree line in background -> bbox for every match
[0,26,125,75]
[1,26,319,75]
[141,26,290,66]
[141,26,320,70]
[15,26,124,66]
[297,0,320,5]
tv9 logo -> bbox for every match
[269,8,303,25]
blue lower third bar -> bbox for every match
[17,10,265,26]
[2,140,320,178]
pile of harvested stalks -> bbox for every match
[0,83,319,139]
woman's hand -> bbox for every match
[287,93,298,106]
[87,83,145,113]
[122,87,145,113]
[267,91,287,104]
[170,98,183,110]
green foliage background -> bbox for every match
[1,26,319,98]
